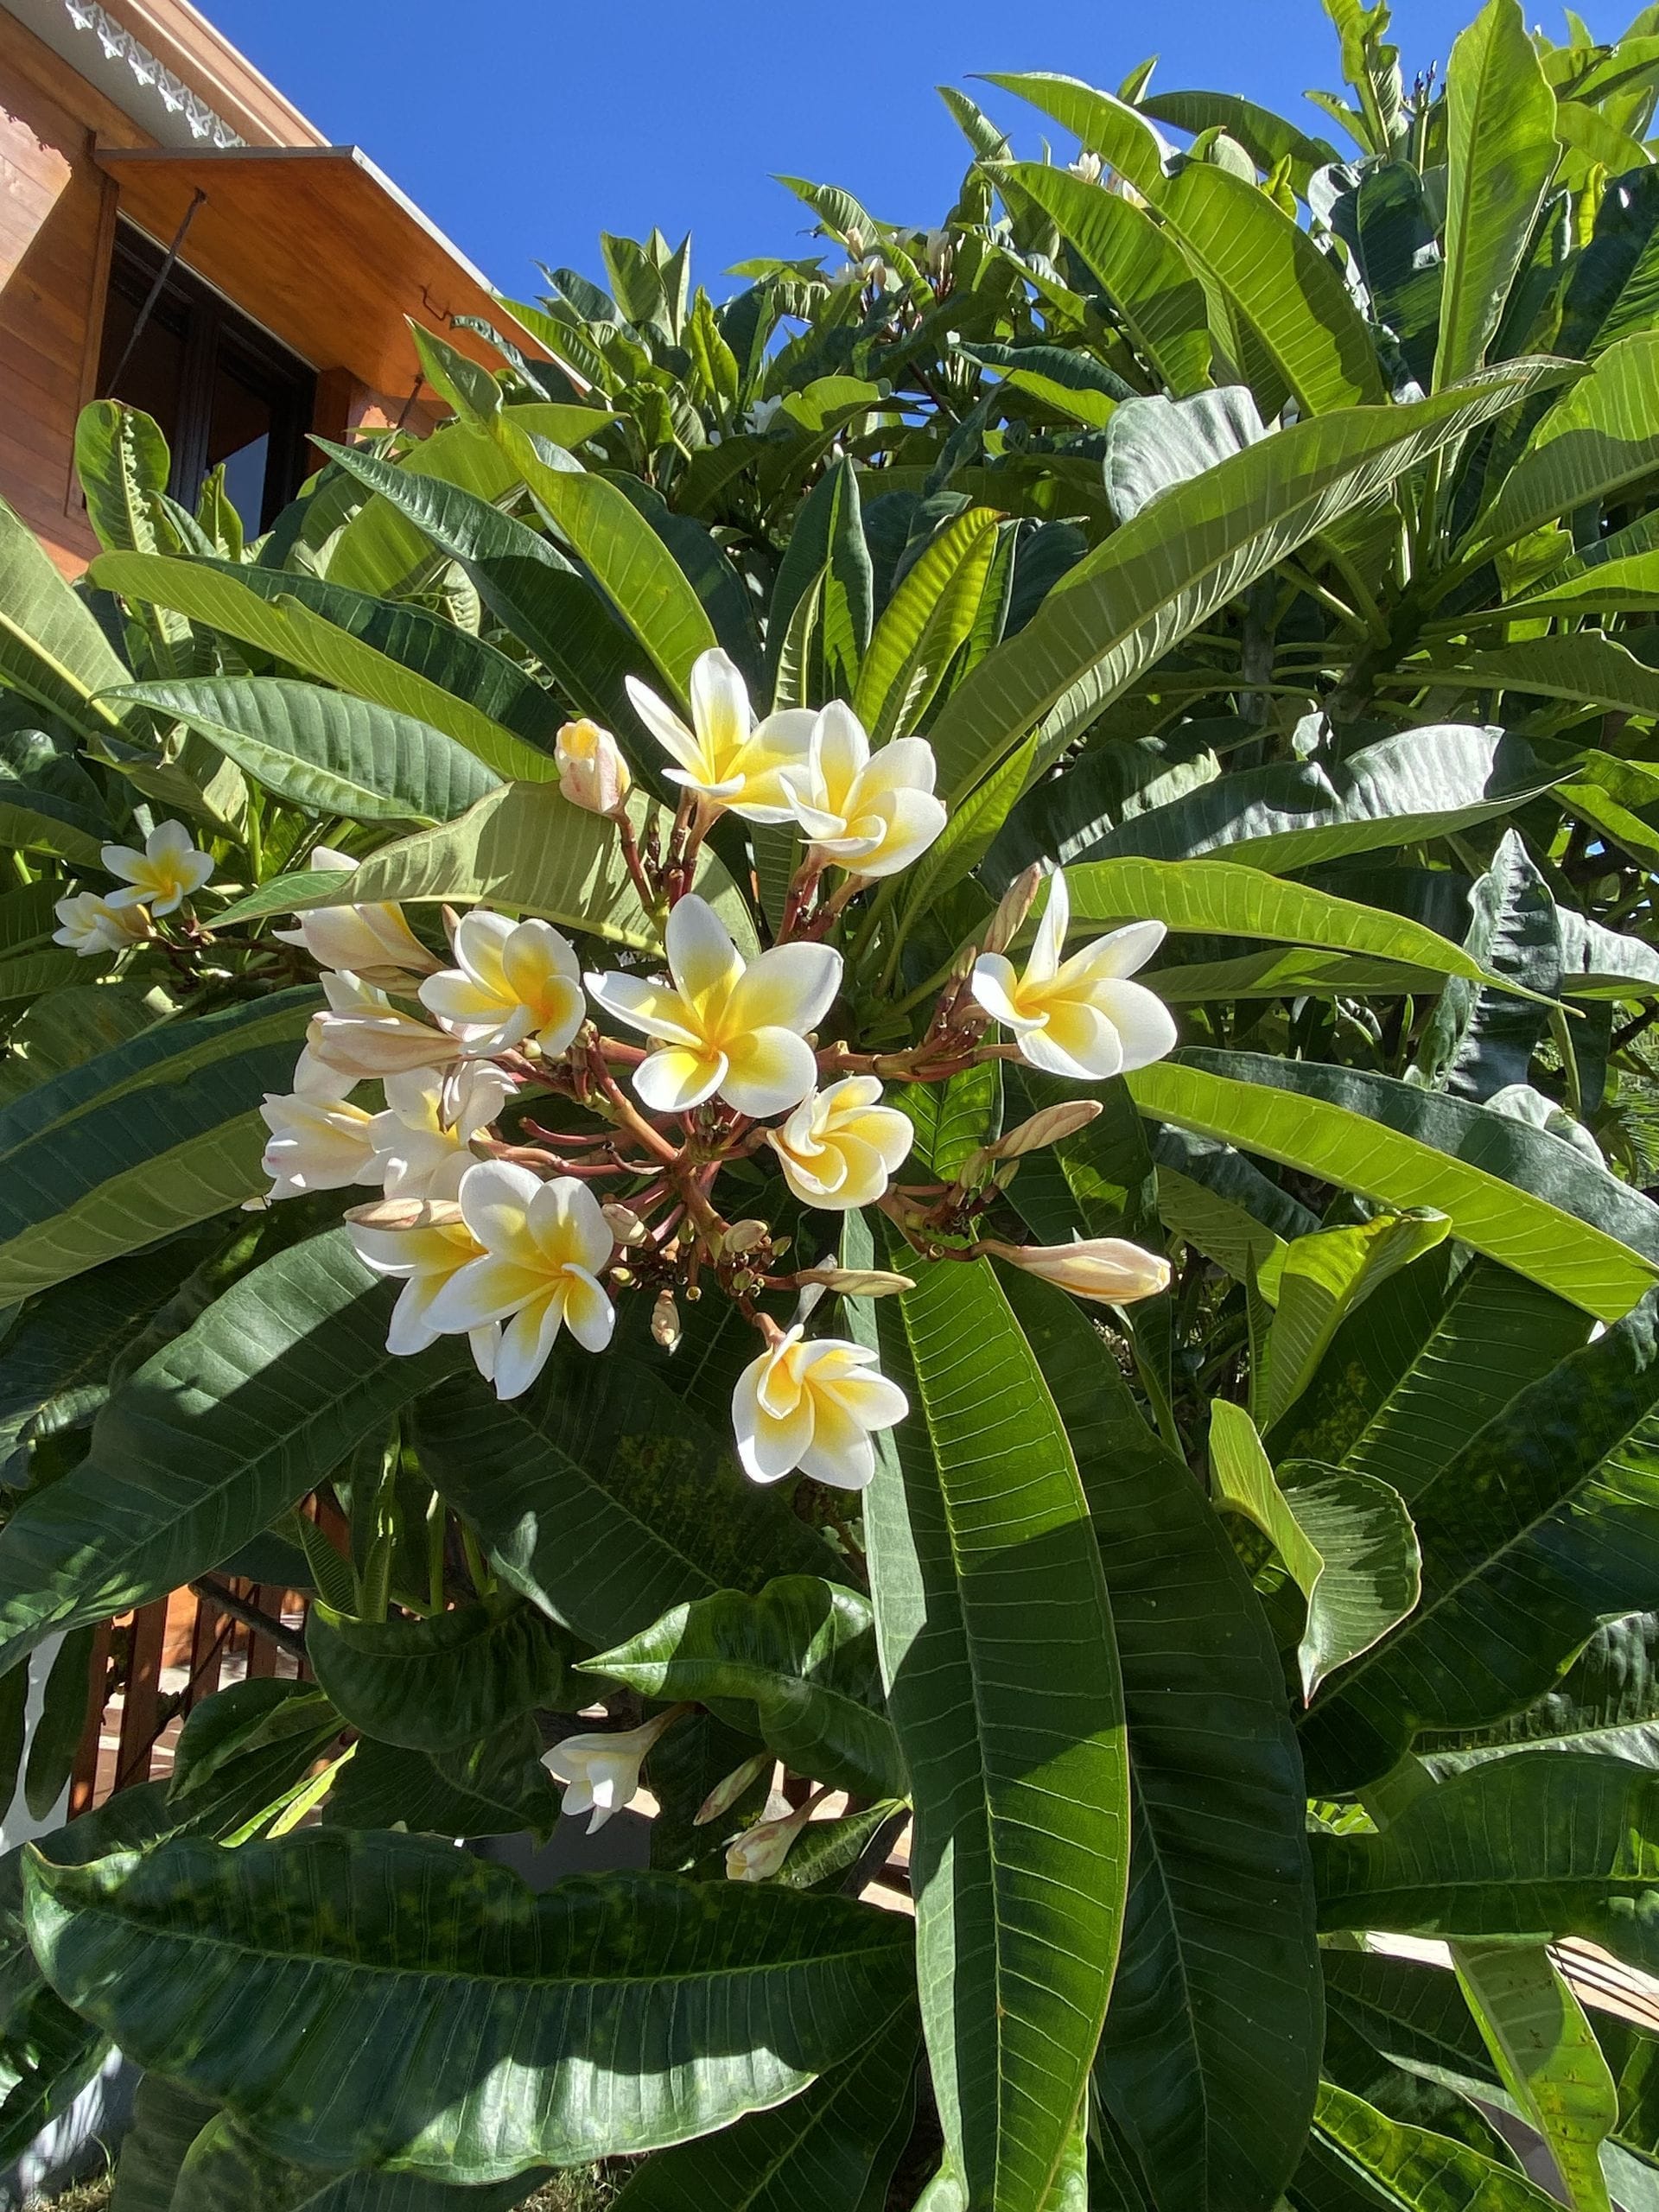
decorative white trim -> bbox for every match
[60,0,244,147]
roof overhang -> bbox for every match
[92,142,550,397]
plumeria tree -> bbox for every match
[10,2,1659,2209]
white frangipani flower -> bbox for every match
[305,972,460,1083]
[272,846,437,982]
[732,1328,907,1490]
[586,895,841,1119]
[346,1201,498,1378]
[554,719,631,816]
[100,819,213,916]
[419,912,585,1058]
[626,648,814,823]
[367,1063,512,1200]
[783,703,947,880]
[260,1082,380,1201]
[986,1235,1172,1305]
[542,1708,682,1834]
[425,1162,615,1399]
[52,891,149,957]
[971,871,1177,1082]
[767,1077,913,1211]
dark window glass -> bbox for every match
[97,223,315,533]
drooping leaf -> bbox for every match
[866,1252,1128,2212]
[1471,331,1659,555]
[1258,1212,1452,1432]
[1421,1611,1659,1772]
[585,1578,903,1799]
[1210,1402,1421,1702]
[1294,2082,1562,2209]
[0,494,130,735]
[108,677,499,825]
[1452,1940,1617,2212]
[305,1592,569,1754]
[23,1828,916,2180]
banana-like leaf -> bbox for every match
[1295,2082,1561,2209]
[867,1253,1128,2212]
[1140,90,1340,190]
[169,2109,550,2210]
[0,495,130,735]
[1210,1402,1421,1703]
[1130,1053,1659,1321]
[852,506,1000,745]
[1000,1268,1320,2212]
[411,1358,836,1650]
[1406,636,1659,719]
[75,402,173,560]
[0,1231,463,1676]
[23,1829,916,2179]
[111,2075,219,2212]
[982,73,1169,196]
[585,1577,904,1799]
[1434,0,1560,389]
[925,365,1571,803]
[273,779,756,953]
[1471,331,1659,556]
[90,552,560,783]
[1452,1940,1616,2212]
[305,1592,570,1754]
[1421,1612,1659,1772]
[0,782,105,867]
[1307,1282,1659,1758]
[994,165,1211,397]
[1313,1753,1659,1978]
[499,423,718,696]
[609,2005,919,2211]
[1414,830,1558,1103]
[108,677,499,825]
[0,999,315,1306]
[321,1729,559,1842]
[1258,1212,1452,1431]
[994,725,1568,884]
[1051,856,1531,996]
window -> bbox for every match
[97,222,317,533]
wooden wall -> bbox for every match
[0,9,147,572]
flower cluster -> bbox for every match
[52,818,214,955]
[254,649,1177,1493]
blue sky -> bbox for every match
[212,0,1616,306]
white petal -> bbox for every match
[633,1045,726,1114]
[456,1159,541,1249]
[1027,870,1070,984]
[728,940,842,1037]
[720,1028,818,1118]
[970,956,1041,1033]
[665,894,743,1006]
[626,675,704,775]
[1091,979,1178,1071]
[493,1293,564,1399]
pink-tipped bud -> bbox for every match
[984,1235,1171,1306]
[795,1266,915,1298]
[344,1196,464,1230]
[694,1752,772,1827]
[602,1203,647,1245]
[987,1100,1103,1162]
[556,719,632,817]
[983,864,1045,955]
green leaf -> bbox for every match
[23,1628,93,1821]
[1421,1611,1659,1771]
[1313,1753,1659,1980]
[1306,1287,1659,1774]
[73,402,174,558]
[609,2006,919,2212]
[1259,1212,1452,1431]
[1471,332,1659,556]
[110,2077,219,2210]
[997,1267,1320,2211]
[1414,830,1558,1103]
[1140,91,1340,191]
[0,1231,462,1676]
[499,423,718,696]
[1409,637,1659,721]
[1434,0,1560,388]
[766,456,871,697]
[996,725,1569,882]
[1297,2082,1563,2209]
[411,1356,836,1651]
[926,364,1571,804]
[169,2110,553,2210]
[23,1828,916,2179]
[0,494,130,735]
[867,1253,1128,2212]
[108,677,499,825]
[321,1727,559,1842]
[1210,1402,1421,1701]
[981,73,1172,200]
[1128,1052,1659,1321]
[889,1060,1001,1179]
[585,1577,904,1799]
[304,1592,569,1753]
[89,552,560,784]
[1557,168,1659,360]
[275,779,755,954]
[994,165,1211,397]
[853,507,1000,744]
[1452,1941,1616,2212]
[0,1002,315,1306]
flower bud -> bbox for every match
[652,1288,682,1351]
[725,1798,817,1883]
[984,1235,1171,1306]
[795,1267,915,1297]
[344,1196,465,1231]
[721,1217,771,1255]
[694,1752,772,1827]
[602,1203,648,1245]
[556,719,632,816]
[982,864,1046,956]
[987,1100,1103,1162]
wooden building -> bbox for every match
[0,0,546,570]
